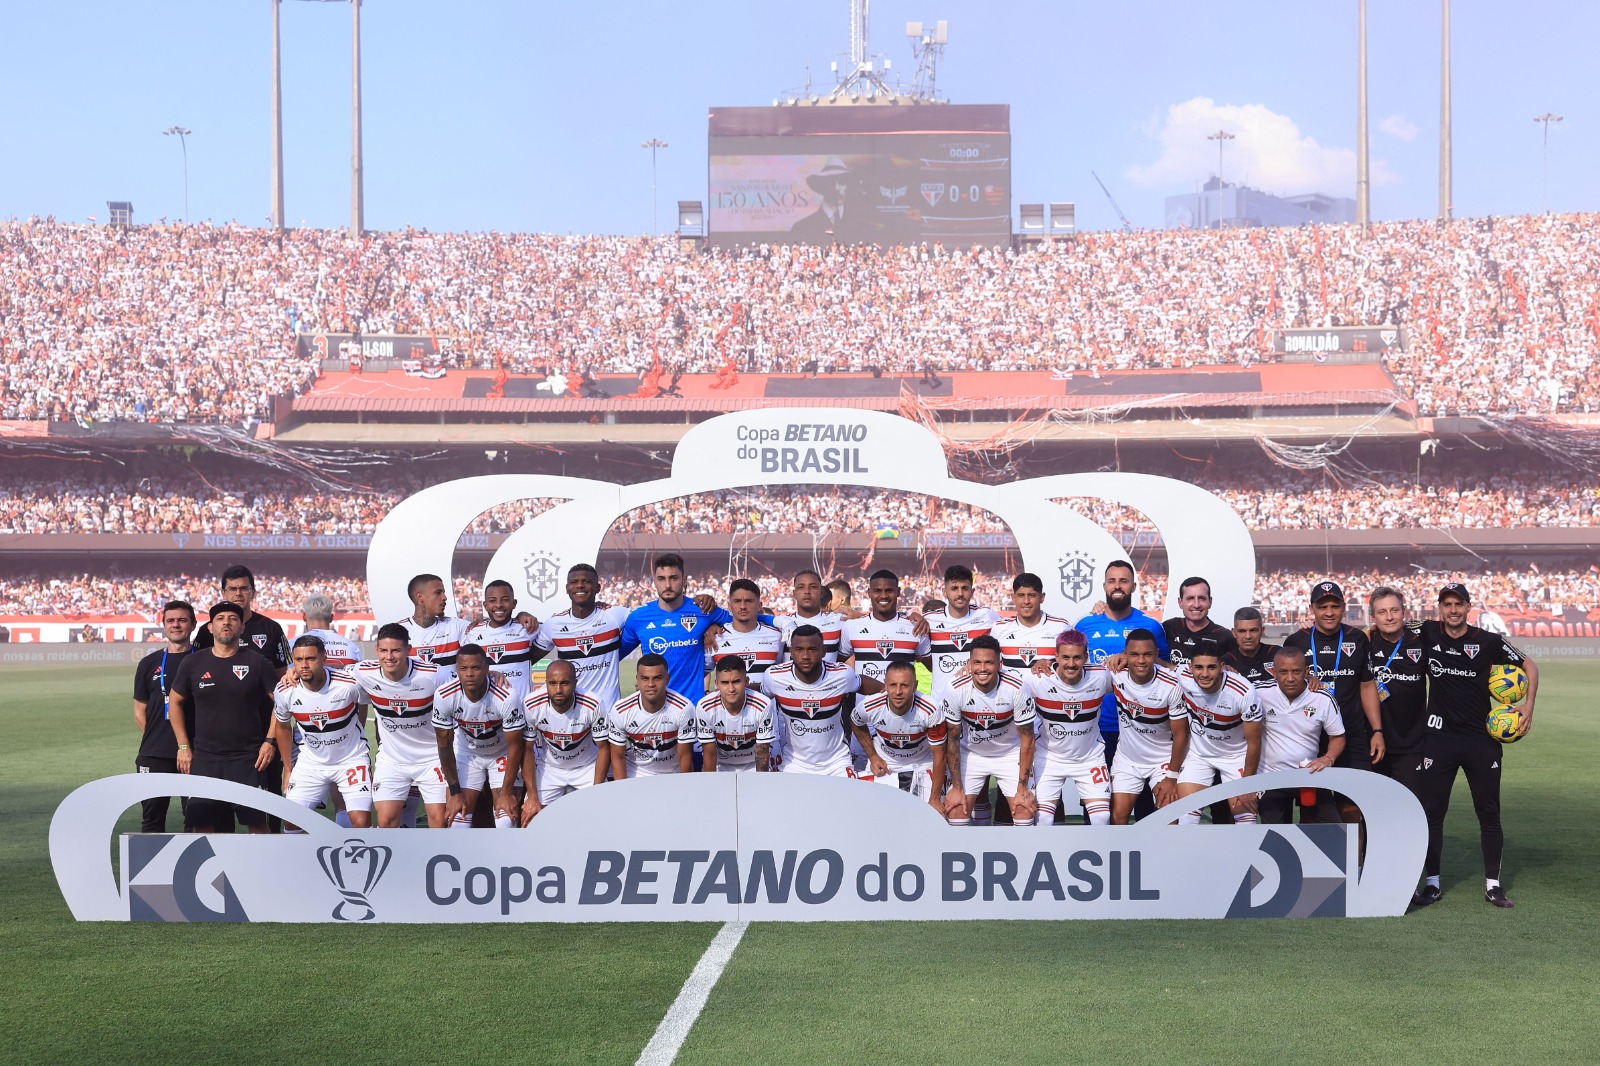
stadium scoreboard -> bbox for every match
[707,104,1011,249]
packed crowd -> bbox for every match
[4,564,1593,629]
[3,212,1597,422]
[4,467,1596,536]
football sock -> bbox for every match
[1032,803,1056,827]
[494,813,515,829]
[1233,811,1258,825]
[1085,803,1111,826]
[1486,878,1501,891]
[450,814,472,830]
[334,810,353,828]
[1427,875,1441,889]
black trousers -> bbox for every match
[1419,731,1504,880]
[135,756,184,832]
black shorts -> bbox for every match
[1333,730,1373,770]
[1376,751,1427,801]
[185,755,267,829]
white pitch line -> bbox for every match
[636,920,750,1066]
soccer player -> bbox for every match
[272,635,372,829]
[1075,561,1170,774]
[520,659,608,821]
[994,572,1070,672]
[1256,647,1345,824]
[697,655,777,772]
[1106,629,1188,826]
[1365,586,1429,799]
[466,579,544,702]
[168,602,280,834]
[706,578,784,681]
[434,644,525,829]
[609,653,697,778]
[1163,576,1237,667]
[301,594,361,668]
[1284,581,1384,827]
[132,600,197,832]
[771,569,846,663]
[825,578,855,612]
[1224,606,1280,689]
[621,553,733,702]
[397,572,471,683]
[1412,583,1538,909]
[924,564,1001,697]
[763,626,876,777]
[1020,630,1113,826]
[849,658,947,806]
[354,622,448,828]
[536,563,635,711]
[940,636,1035,826]
[195,565,290,677]
[841,570,931,684]
[1174,642,1262,825]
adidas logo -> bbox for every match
[1490,761,1499,769]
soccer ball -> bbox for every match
[1487,664,1529,705]
[1486,704,1525,744]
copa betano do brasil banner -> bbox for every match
[52,770,1426,922]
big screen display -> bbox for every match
[708,104,1010,249]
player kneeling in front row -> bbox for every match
[850,658,946,808]
[521,658,609,822]
[273,636,373,829]
[698,655,777,772]
[610,654,697,778]
[1256,647,1345,824]
[434,644,525,829]
[941,636,1036,826]
[1174,641,1263,825]
[1020,630,1113,826]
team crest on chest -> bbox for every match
[1463,644,1479,659]
[801,699,821,717]
[310,712,329,728]
[232,664,250,680]
[951,632,969,650]
[1406,648,1421,662]
[680,615,698,632]
[1020,646,1037,665]
[484,644,505,662]
[1340,641,1356,656]
[251,633,268,649]
[417,648,435,662]
[575,635,595,654]
[876,639,896,658]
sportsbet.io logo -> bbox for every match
[1057,551,1096,602]
[522,551,561,601]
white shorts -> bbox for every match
[867,764,935,800]
[714,758,762,773]
[375,749,447,804]
[782,757,857,778]
[536,758,601,803]
[1034,755,1110,809]
[961,752,1021,798]
[286,757,374,812]
[1110,752,1170,797]
[460,750,512,792]
[1177,752,1247,787]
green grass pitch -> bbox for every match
[2,662,1597,1065]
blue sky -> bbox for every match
[0,0,1591,234]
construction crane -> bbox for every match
[1091,171,1134,231]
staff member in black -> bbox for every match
[132,600,197,832]
[168,602,279,834]
[1412,583,1538,909]
[1224,606,1280,689]
[1365,586,1429,800]
[195,564,290,676]
[1162,576,1237,666]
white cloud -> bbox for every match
[1379,114,1418,142]
[1125,97,1395,195]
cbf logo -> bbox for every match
[317,840,392,921]
[1057,551,1096,602]
[523,551,561,601]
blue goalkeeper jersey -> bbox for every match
[1072,609,1170,734]
[622,600,734,701]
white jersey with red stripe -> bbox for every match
[852,692,946,772]
[1177,667,1263,763]
[302,628,362,669]
[761,661,862,772]
[841,614,929,684]
[353,659,444,763]
[273,667,366,764]
[941,669,1034,758]
[1023,666,1112,763]
[399,615,470,682]
[695,691,777,770]
[1109,665,1187,766]
[705,623,784,680]
[773,610,845,663]
[993,614,1071,672]
[522,690,606,768]
[608,691,697,776]
[925,606,1002,690]
[465,619,543,700]
[432,675,525,755]
[537,605,630,710]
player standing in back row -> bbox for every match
[1411,583,1538,910]
[536,564,635,711]
[399,573,471,684]
[924,565,1000,698]
[993,572,1069,672]
[621,554,733,703]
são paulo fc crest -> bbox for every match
[310,712,329,729]
[1463,644,1479,659]
[1340,642,1356,656]
[484,644,505,663]
[575,635,595,655]
[417,648,435,663]
[522,551,561,602]
[950,632,970,651]
[1019,647,1037,665]
[232,664,250,680]
[1057,551,1096,602]
[679,615,697,632]
[801,699,822,717]
[876,639,896,658]
[251,633,268,649]
[1406,648,1421,662]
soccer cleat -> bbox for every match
[1485,886,1514,909]
[1411,884,1443,907]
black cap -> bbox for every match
[1438,582,1471,603]
[1310,581,1344,605]
[209,601,245,620]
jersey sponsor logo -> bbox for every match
[1463,644,1479,659]
[232,664,250,680]
[646,635,698,655]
